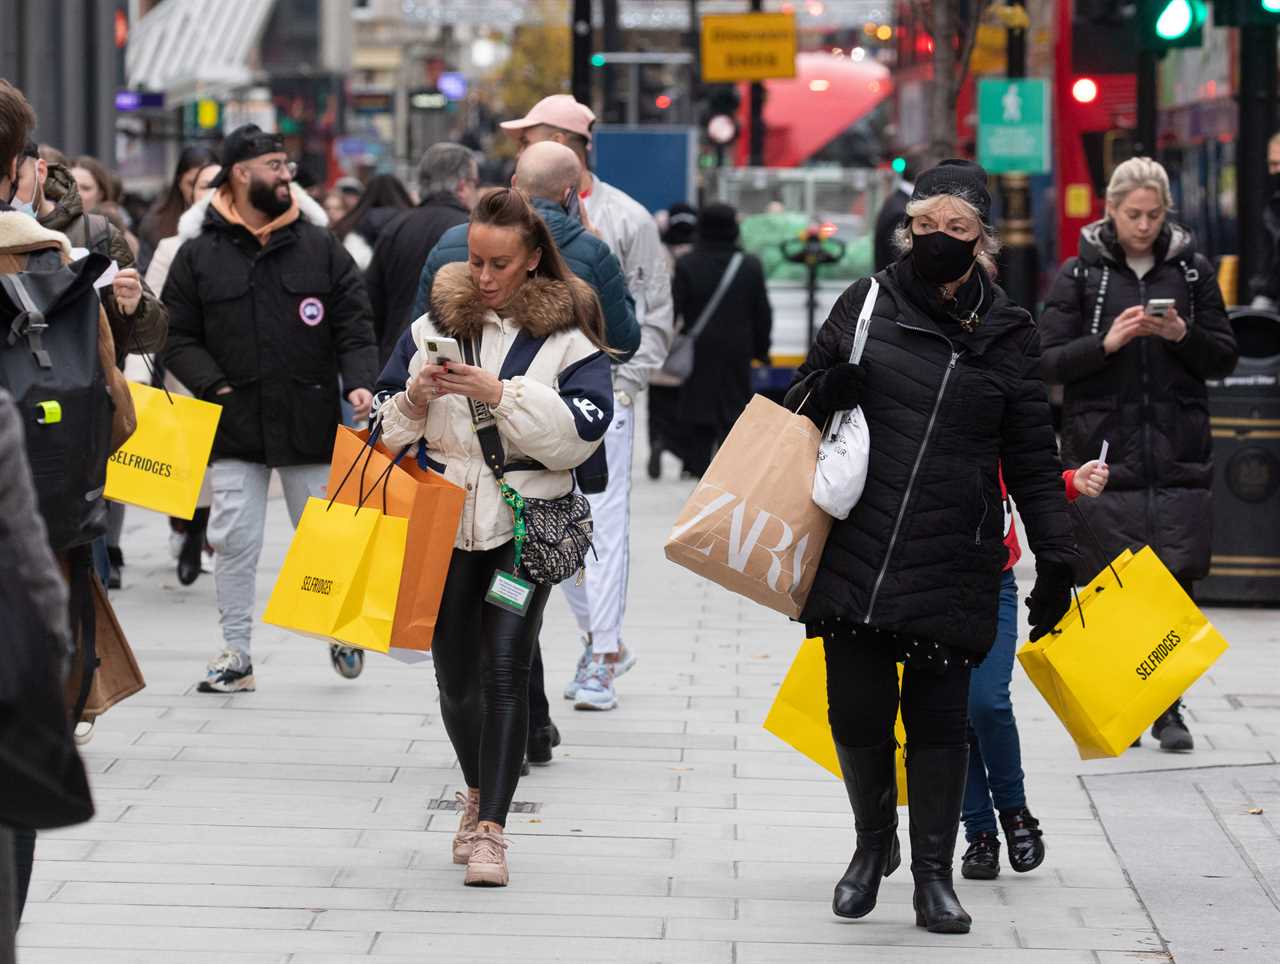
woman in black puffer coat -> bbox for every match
[1039,156,1237,753]
[785,160,1076,935]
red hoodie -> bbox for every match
[1003,468,1081,572]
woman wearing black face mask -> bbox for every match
[783,159,1076,935]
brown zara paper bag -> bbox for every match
[665,395,832,618]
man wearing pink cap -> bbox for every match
[501,95,674,720]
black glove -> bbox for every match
[813,362,865,416]
[1026,559,1075,641]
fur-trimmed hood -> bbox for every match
[0,208,72,258]
[184,182,329,240]
[428,260,589,341]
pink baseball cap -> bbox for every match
[500,95,597,143]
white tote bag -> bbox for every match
[812,278,878,520]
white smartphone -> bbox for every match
[1099,439,1110,466]
[1144,298,1175,318]
[417,333,464,366]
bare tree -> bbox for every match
[912,0,996,160]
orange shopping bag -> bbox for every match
[326,426,465,652]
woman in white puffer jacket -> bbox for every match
[378,187,613,889]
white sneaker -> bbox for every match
[197,648,255,693]
[611,642,637,680]
[563,636,592,699]
[329,644,364,679]
[573,660,618,711]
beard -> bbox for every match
[248,175,292,218]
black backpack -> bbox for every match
[0,248,114,550]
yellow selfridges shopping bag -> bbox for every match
[104,382,221,519]
[262,497,408,653]
[764,638,907,806]
[1017,546,1229,760]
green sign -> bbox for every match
[977,78,1050,174]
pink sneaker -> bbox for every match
[452,789,480,865]
[464,827,510,887]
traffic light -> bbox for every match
[1137,0,1206,49]
[1071,77,1100,104]
[1215,0,1280,25]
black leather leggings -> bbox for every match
[432,542,551,826]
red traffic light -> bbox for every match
[655,94,672,110]
[1072,77,1099,104]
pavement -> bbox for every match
[16,416,1280,964]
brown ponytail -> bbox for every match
[470,187,613,354]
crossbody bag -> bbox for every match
[461,335,595,585]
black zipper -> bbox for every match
[865,325,961,623]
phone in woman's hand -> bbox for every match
[417,333,464,366]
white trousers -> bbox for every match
[562,399,635,655]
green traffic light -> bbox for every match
[590,53,606,67]
[1264,0,1280,12]
[1155,0,1193,38]
[891,156,906,174]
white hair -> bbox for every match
[1105,156,1173,212]
[892,193,1002,277]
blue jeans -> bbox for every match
[963,569,1025,840]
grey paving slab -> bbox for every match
[16,407,1280,962]
[1084,763,1280,964]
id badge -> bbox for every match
[485,570,534,616]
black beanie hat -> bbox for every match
[910,158,992,225]
[698,202,739,243]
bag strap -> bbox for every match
[684,252,744,341]
[461,334,507,481]
[848,277,879,364]
[461,333,534,572]
[0,273,53,368]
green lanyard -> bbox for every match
[498,479,527,574]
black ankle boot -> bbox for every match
[178,507,209,586]
[999,806,1045,873]
[831,739,901,919]
[907,744,973,934]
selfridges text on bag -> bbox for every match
[812,278,877,520]
[0,249,114,549]
[665,394,832,618]
[1017,546,1230,759]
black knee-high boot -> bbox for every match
[832,738,901,918]
[907,744,972,934]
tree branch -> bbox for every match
[950,0,995,103]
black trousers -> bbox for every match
[824,637,972,749]
[432,542,551,826]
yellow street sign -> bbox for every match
[700,12,797,84]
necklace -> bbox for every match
[956,274,984,333]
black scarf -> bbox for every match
[892,256,994,335]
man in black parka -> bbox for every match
[163,125,378,694]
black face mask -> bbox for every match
[911,229,979,285]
